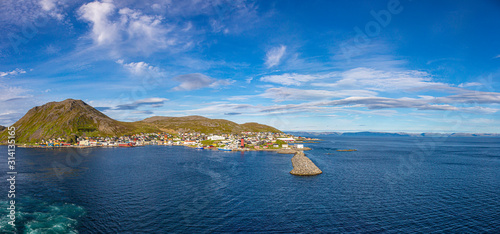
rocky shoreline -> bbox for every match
[289,151,322,176]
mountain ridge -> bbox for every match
[139,115,280,134]
[286,131,500,137]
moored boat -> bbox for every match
[218,147,232,151]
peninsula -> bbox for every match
[0,99,281,144]
[0,99,323,176]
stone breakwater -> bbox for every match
[289,151,322,176]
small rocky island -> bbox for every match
[289,151,323,176]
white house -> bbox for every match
[277,137,295,142]
[208,135,225,141]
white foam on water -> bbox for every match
[0,198,85,233]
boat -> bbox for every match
[336,149,357,152]
[218,147,232,151]
[195,146,204,149]
[118,143,134,147]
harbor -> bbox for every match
[16,131,318,153]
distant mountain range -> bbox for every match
[0,99,281,143]
[287,131,500,138]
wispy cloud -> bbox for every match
[260,72,333,86]
[0,0,65,30]
[458,82,482,88]
[312,67,440,92]
[0,84,31,102]
[260,87,377,102]
[434,91,500,104]
[172,73,234,91]
[0,68,26,77]
[0,82,34,125]
[116,60,164,77]
[115,97,168,110]
[317,95,500,113]
[265,45,286,68]
[39,0,65,20]
[224,112,241,115]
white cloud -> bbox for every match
[0,82,34,125]
[116,60,164,77]
[0,68,26,77]
[115,97,168,110]
[261,87,377,101]
[172,73,234,91]
[311,67,443,92]
[78,0,177,53]
[314,95,500,113]
[265,45,286,68]
[78,0,118,45]
[494,54,500,59]
[118,7,175,49]
[458,82,482,88]
[0,85,31,102]
[434,91,500,104]
[40,0,56,11]
[460,107,499,114]
[260,73,332,86]
[39,0,64,20]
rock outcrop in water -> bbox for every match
[289,151,322,176]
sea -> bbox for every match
[0,136,499,233]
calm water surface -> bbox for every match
[1,137,499,233]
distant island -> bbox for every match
[287,131,500,138]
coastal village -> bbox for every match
[30,132,316,151]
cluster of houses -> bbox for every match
[35,132,314,150]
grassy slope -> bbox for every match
[141,116,281,134]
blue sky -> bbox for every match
[1,0,500,132]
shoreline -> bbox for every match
[12,144,312,152]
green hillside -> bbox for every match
[0,99,281,143]
[0,99,159,143]
[240,122,282,133]
[141,116,281,134]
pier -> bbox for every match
[289,151,322,176]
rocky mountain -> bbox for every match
[0,99,281,143]
[0,125,5,132]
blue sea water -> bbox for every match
[1,136,499,233]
